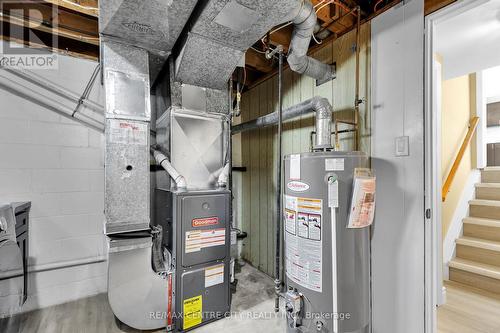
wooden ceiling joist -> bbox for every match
[1,2,99,45]
[43,0,98,17]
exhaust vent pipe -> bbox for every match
[231,96,333,150]
[288,1,335,83]
[151,149,187,190]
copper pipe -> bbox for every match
[336,119,357,126]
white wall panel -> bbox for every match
[371,1,425,332]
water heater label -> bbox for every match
[290,154,301,180]
[192,216,219,227]
[284,195,323,292]
[287,181,310,192]
[325,158,344,171]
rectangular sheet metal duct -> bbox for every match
[102,40,152,234]
[99,0,198,56]
[175,0,302,89]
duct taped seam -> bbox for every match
[288,0,335,83]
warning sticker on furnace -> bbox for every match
[205,264,224,288]
[183,295,202,330]
[185,228,225,253]
[284,195,323,292]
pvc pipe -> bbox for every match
[217,163,230,187]
[151,149,187,189]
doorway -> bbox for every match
[425,0,500,332]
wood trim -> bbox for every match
[442,116,479,202]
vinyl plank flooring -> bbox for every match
[438,281,500,333]
[0,262,282,333]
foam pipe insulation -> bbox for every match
[288,0,335,82]
[232,96,333,150]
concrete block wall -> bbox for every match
[0,46,107,312]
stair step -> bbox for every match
[449,258,500,280]
[463,217,500,242]
[456,237,500,267]
[482,167,500,183]
[475,183,500,200]
[449,258,500,294]
[469,199,500,219]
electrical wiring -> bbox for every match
[250,46,267,54]
[374,0,384,12]
[316,0,356,17]
[312,34,323,44]
[313,0,328,8]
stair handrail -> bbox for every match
[442,116,480,202]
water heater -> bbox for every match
[283,151,370,333]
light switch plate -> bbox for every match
[395,136,409,157]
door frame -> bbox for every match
[424,1,490,332]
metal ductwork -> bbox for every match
[232,96,333,150]
[99,0,198,57]
[175,0,303,89]
[288,1,336,83]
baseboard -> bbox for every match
[443,169,481,280]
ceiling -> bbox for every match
[435,0,500,80]
[0,0,455,87]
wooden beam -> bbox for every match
[0,32,98,61]
[43,0,98,17]
[425,0,457,15]
[245,48,274,73]
[267,25,292,51]
[1,3,99,45]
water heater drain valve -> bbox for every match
[285,288,303,328]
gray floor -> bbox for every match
[0,261,287,333]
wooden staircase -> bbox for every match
[449,167,500,294]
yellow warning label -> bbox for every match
[183,295,202,330]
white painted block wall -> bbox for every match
[0,47,107,312]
